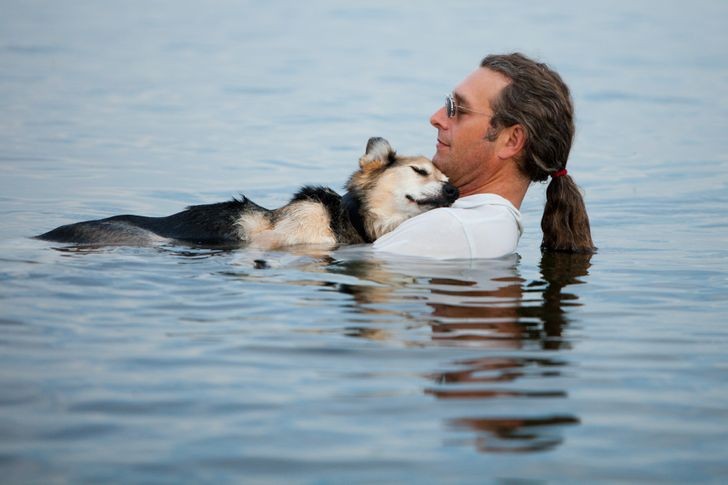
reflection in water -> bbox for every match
[448,415,581,453]
[327,251,592,453]
[521,252,593,350]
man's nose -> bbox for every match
[430,106,447,130]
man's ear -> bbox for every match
[497,124,526,160]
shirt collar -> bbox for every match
[453,193,519,211]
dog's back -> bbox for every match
[36,197,269,246]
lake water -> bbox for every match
[2,0,728,483]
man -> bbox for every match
[373,52,594,259]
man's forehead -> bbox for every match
[453,67,511,107]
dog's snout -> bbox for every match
[443,183,459,202]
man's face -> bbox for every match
[430,68,511,195]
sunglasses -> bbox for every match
[445,93,490,118]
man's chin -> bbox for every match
[432,152,447,171]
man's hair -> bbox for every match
[481,53,595,253]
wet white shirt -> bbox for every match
[373,193,523,260]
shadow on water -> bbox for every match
[325,251,593,453]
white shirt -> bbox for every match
[372,194,523,260]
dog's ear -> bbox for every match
[359,137,395,171]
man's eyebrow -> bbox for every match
[452,91,470,108]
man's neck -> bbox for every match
[458,172,530,209]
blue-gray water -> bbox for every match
[2,1,728,483]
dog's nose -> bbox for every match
[443,183,459,202]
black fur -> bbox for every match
[36,197,268,246]
[290,185,342,206]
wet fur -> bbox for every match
[36,138,458,249]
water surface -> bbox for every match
[1,1,727,483]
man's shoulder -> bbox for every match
[411,205,460,220]
[451,193,520,210]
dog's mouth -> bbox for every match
[406,194,429,205]
[406,186,459,208]
[405,182,458,208]
[406,196,450,208]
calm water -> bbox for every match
[2,1,728,483]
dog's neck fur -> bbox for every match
[340,190,409,243]
[340,192,373,243]
[363,209,409,241]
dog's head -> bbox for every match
[346,137,459,240]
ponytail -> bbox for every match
[480,53,595,253]
[541,174,595,253]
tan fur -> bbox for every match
[236,211,272,241]
[247,201,337,250]
[358,154,387,171]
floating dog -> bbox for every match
[36,137,459,249]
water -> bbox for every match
[2,0,728,482]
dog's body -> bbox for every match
[37,138,458,249]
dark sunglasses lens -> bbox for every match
[446,96,455,117]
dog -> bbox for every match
[36,137,459,249]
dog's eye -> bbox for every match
[410,166,429,176]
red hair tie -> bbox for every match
[552,168,568,178]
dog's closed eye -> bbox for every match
[410,166,429,176]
